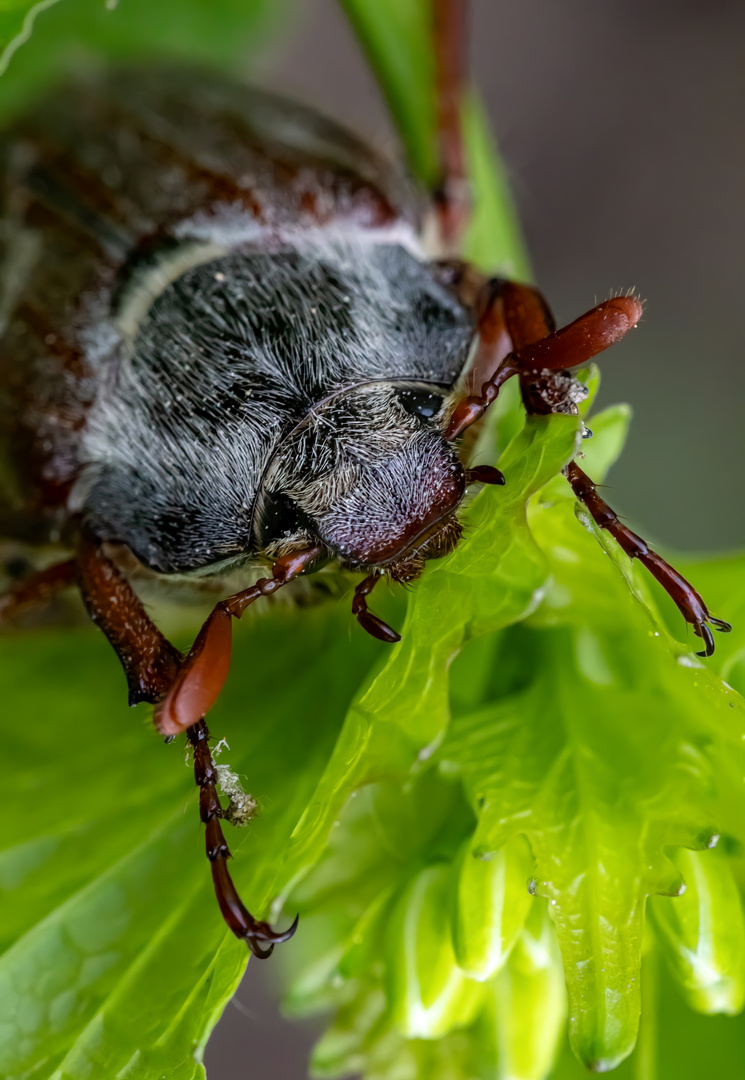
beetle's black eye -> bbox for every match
[256,489,307,548]
[396,387,444,421]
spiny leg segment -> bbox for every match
[188,718,298,957]
[444,277,730,654]
[565,462,730,656]
[155,545,323,736]
[445,289,643,439]
[75,535,320,954]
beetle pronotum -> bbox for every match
[0,0,730,956]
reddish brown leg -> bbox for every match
[432,0,470,247]
[565,462,730,656]
[77,530,181,705]
[155,544,323,736]
[78,531,315,955]
[445,278,730,654]
[188,718,298,958]
[351,573,401,643]
[445,281,643,439]
[498,286,730,653]
[0,558,77,623]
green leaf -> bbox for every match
[490,901,567,1080]
[451,835,533,982]
[0,0,287,121]
[437,485,745,1071]
[4,1,744,1078]
[339,0,529,278]
[285,414,581,889]
[0,612,379,1078]
[650,846,745,1016]
[385,864,484,1039]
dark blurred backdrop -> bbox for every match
[207,0,745,1075]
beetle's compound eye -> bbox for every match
[257,490,307,548]
[396,387,445,421]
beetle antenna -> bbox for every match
[187,719,298,957]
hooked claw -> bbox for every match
[694,615,732,658]
[246,914,300,959]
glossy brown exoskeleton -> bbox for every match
[0,0,730,956]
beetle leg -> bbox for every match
[77,530,182,705]
[565,461,731,655]
[0,558,77,624]
[444,281,729,653]
[445,282,643,439]
[351,573,401,643]
[78,531,307,954]
[432,0,470,247]
[155,544,323,737]
[188,718,298,958]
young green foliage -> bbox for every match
[0,2,744,1080]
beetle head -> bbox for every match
[254,382,466,579]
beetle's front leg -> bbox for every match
[155,544,323,736]
[187,717,298,958]
[77,532,312,955]
[445,280,643,439]
[444,277,730,653]
[565,462,731,656]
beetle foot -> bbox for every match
[243,914,300,959]
[694,615,732,658]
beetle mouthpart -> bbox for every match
[321,438,467,569]
[393,511,463,577]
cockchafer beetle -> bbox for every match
[0,0,730,957]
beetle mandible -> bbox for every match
[0,0,730,957]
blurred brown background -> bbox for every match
[207,0,745,1075]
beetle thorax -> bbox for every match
[74,231,472,575]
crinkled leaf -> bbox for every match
[284,414,581,890]
[0,612,378,1078]
[437,478,745,1070]
[451,834,533,982]
[649,846,745,1016]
